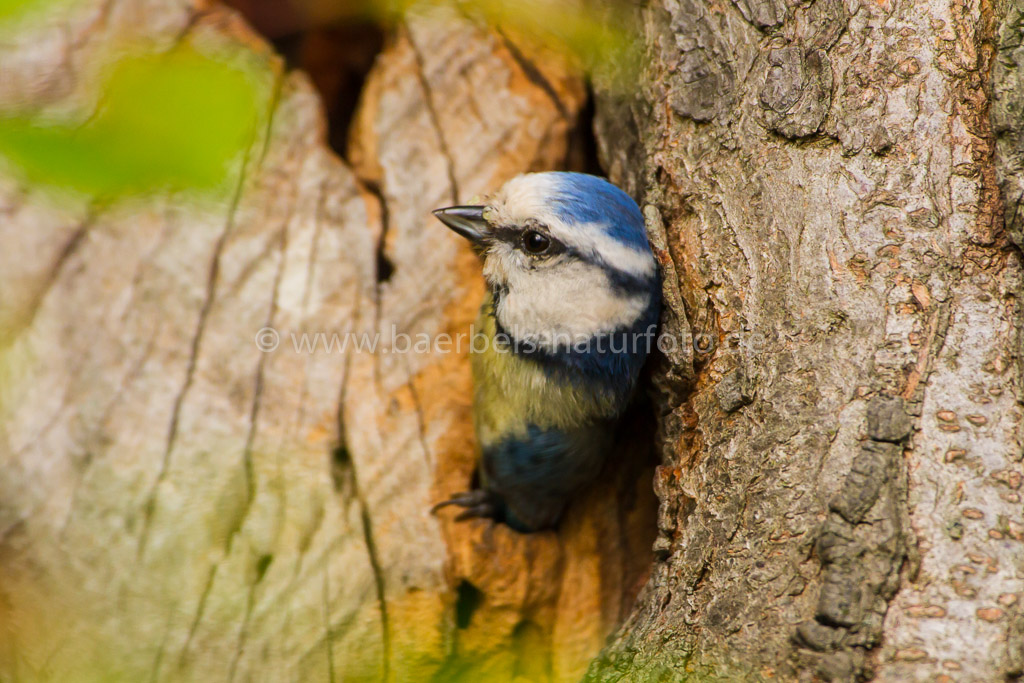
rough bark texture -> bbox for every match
[589,0,1024,680]
[2,0,1023,681]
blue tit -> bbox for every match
[431,172,661,532]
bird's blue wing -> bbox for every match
[481,423,611,531]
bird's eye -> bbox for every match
[522,230,550,254]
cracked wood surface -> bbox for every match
[588,0,1024,681]
[0,2,656,682]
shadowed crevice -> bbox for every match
[363,180,395,284]
[455,580,484,629]
[221,1,385,159]
[568,88,605,176]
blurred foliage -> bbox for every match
[338,0,640,83]
[375,0,639,83]
[0,0,635,199]
[0,43,271,198]
[0,0,66,24]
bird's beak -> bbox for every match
[432,205,489,245]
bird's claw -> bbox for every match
[431,489,498,522]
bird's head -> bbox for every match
[433,172,659,349]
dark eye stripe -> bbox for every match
[490,222,656,293]
[559,244,657,295]
[602,265,657,296]
[491,224,564,256]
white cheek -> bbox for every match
[481,244,525,286]
[495,262,647,343]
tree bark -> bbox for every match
[1,0,1022,682]
[589,0,1024,680]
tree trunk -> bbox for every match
[588,0,1024,680]
[1,0,1022,682]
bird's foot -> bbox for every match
[431,489,499,522]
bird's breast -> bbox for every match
[471,298,621,452]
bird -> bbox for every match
[430,171,661,532]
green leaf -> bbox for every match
[0,43,271,197]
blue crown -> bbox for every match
[543,173,648,251]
